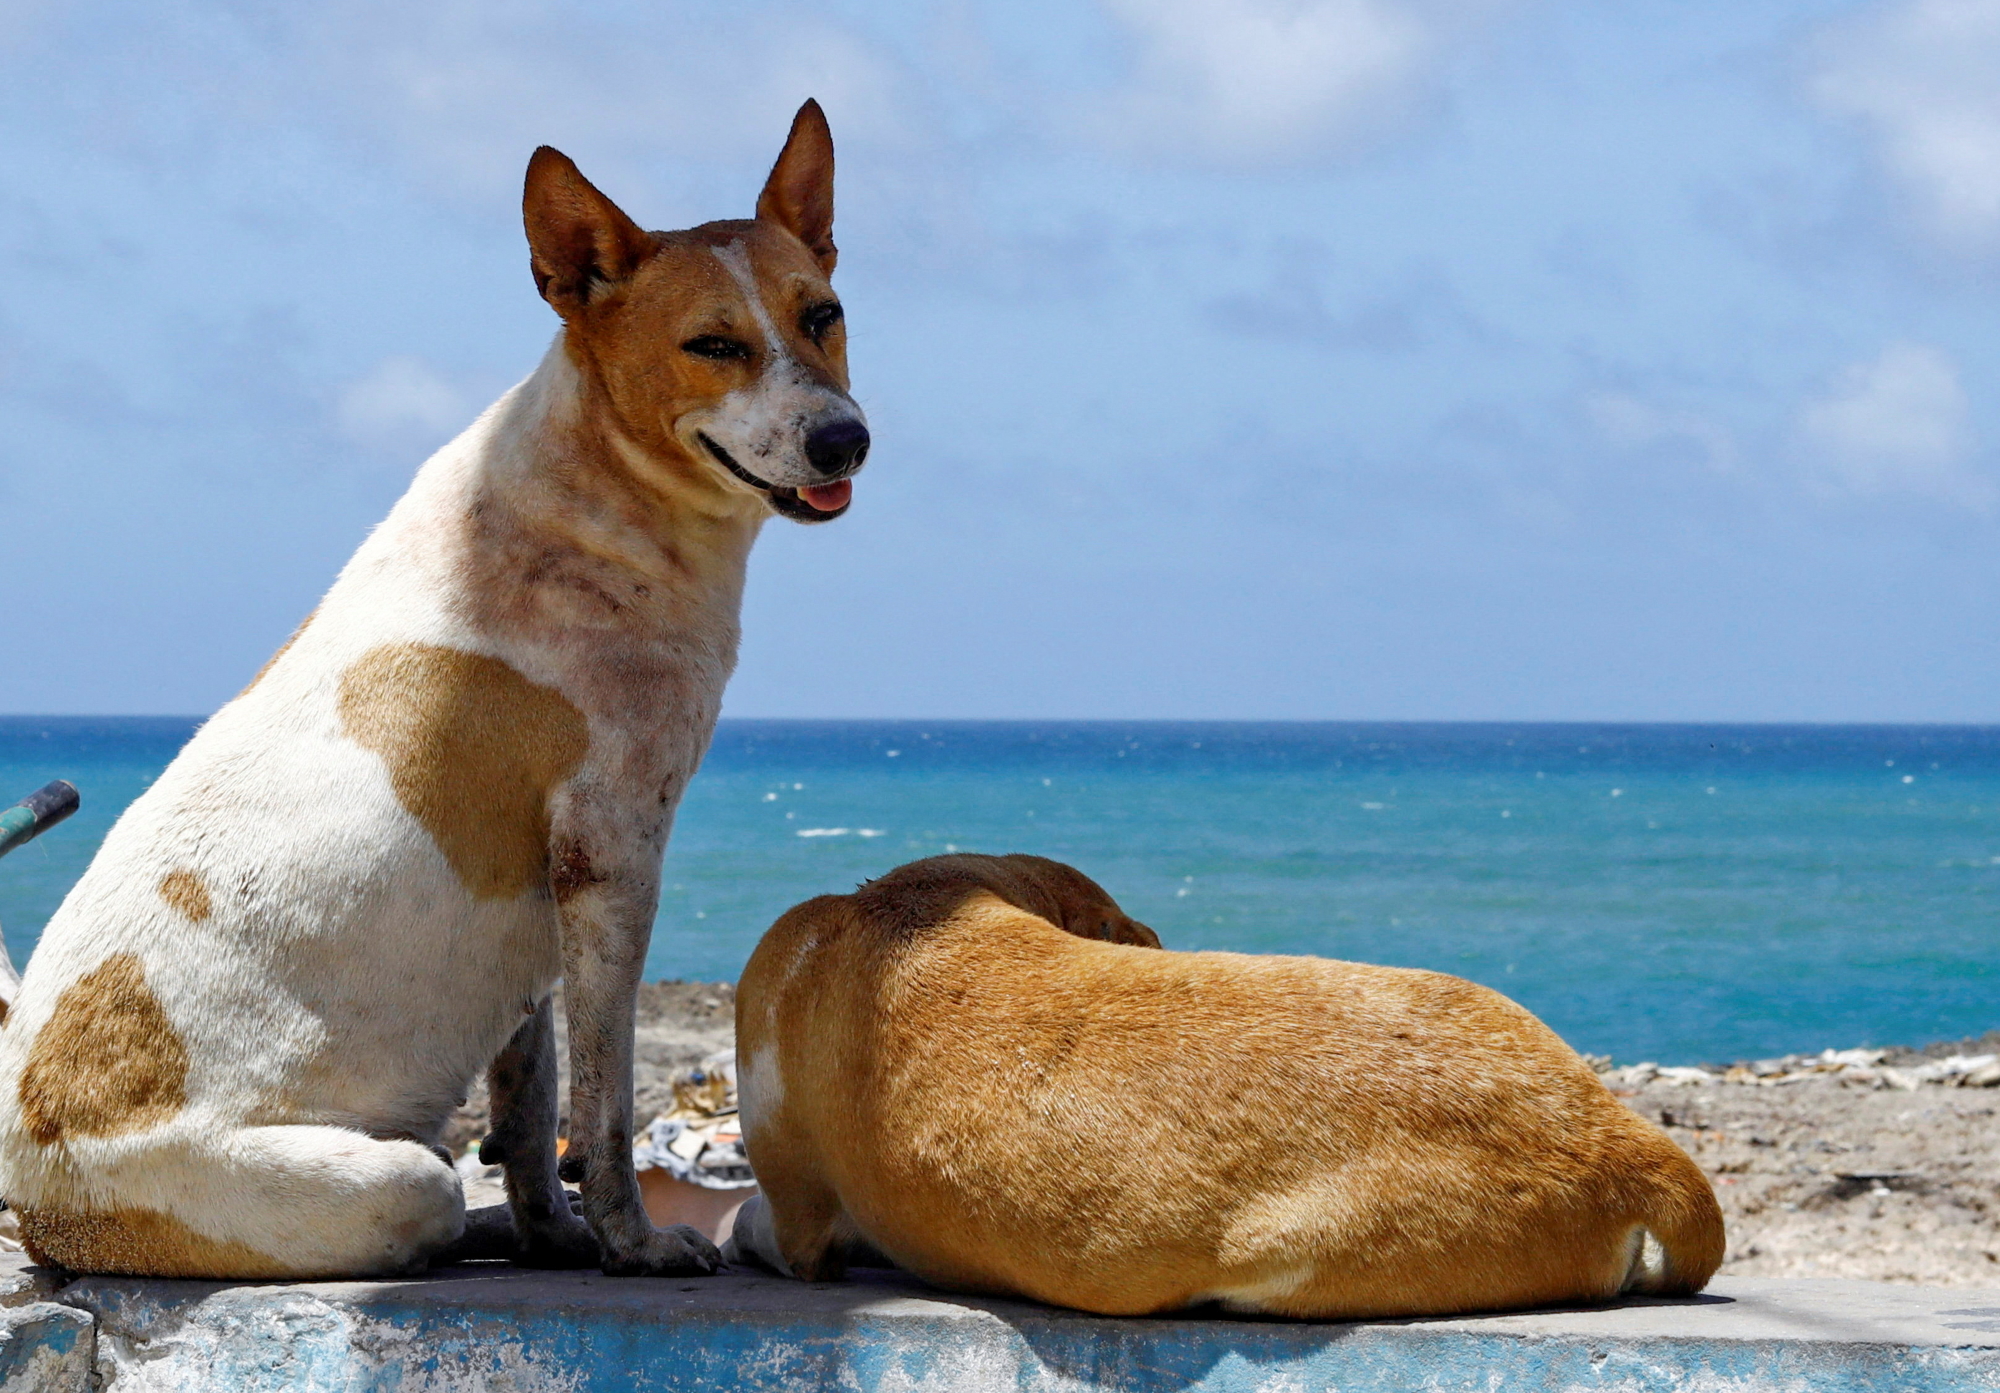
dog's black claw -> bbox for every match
[557,1153,586,1184]
[477,1134,508,1166]
[600,1224,723,1278]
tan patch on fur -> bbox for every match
[20,954,190,1146]
[18,1206,290,1278]
[338,643,589,900]
[158,868,212,921]
[238,607,317,697]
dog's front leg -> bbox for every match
[551,833,721,1277]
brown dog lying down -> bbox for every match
[725,853,1724,1319]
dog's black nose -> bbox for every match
[804,419,870,476]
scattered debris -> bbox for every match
[632,1051,755,1191]
[1597,1049,2000,1091]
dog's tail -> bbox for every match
[1619,1143,1727,1296]
[0,781,81,1022]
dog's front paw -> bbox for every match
[599,1223,722,1278]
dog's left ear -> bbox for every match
[523,147,657,318]
[757,99,837,274]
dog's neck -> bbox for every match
[500,338,769,586]
[399,337,771,643]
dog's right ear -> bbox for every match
[757,100,837,274]
[523,147,656,318]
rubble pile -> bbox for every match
[1597,1049,2000,1092]
[631,1052,754,1191]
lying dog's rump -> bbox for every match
[0,102,865,1280]
[730,854,1724,1318]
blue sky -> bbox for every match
[3,0,1999,719]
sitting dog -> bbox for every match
[0,100,867,1278]
[727,854,1725,1318]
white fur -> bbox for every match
[738,1043,785,1136]
[1620,1227,1672,1294]
[1206,1266,1313,1314]
[720,1194,793,1277]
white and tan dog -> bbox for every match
[729,854,1725,1319]
[0,101,866,1279]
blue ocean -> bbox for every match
[1,718,1993,1066]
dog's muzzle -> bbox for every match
[698,426,865,523]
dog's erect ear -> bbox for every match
[523,147,656,317]
[756,100,837,274]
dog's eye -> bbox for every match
[801,302,843,344]
[682,336,752,362]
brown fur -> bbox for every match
[20,954,189,1146]
[755,101,838,273]
[336,643,590,901]
[19,1206,289,1279]
[737,854,1725,1319]
[157,868,212,922]
[536,220,850,530]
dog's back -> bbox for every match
[735,853,1723,1318]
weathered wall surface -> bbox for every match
[4,1254,2000,1391]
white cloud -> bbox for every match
[335,354,466,459]
[1794,341,1993,506]
[1089,0,1502,166]
[1810,0,2000,255]
[1586,392,1736,473]
[282,3,920,204]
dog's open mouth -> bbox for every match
[697,433,851,522]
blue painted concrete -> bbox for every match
[18,1259,2000,1391]
[0,1300,93,1390]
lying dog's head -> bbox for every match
[521,101,866,523]
[855,853,1162,949]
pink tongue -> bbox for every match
[799,480,852,512]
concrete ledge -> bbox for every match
[0,1299,92,1392]
[11,1252,2000,1392]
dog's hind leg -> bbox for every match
[13,1124,464,1278]
[721,1194,793,1275]
[454,994,598,1268]
[720,1159,866,1282]
[724,1198,894,1281]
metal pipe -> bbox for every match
[0,781,80,862]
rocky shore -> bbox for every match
[1601,1029,2000,1287]
[447,984,2000,1288]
